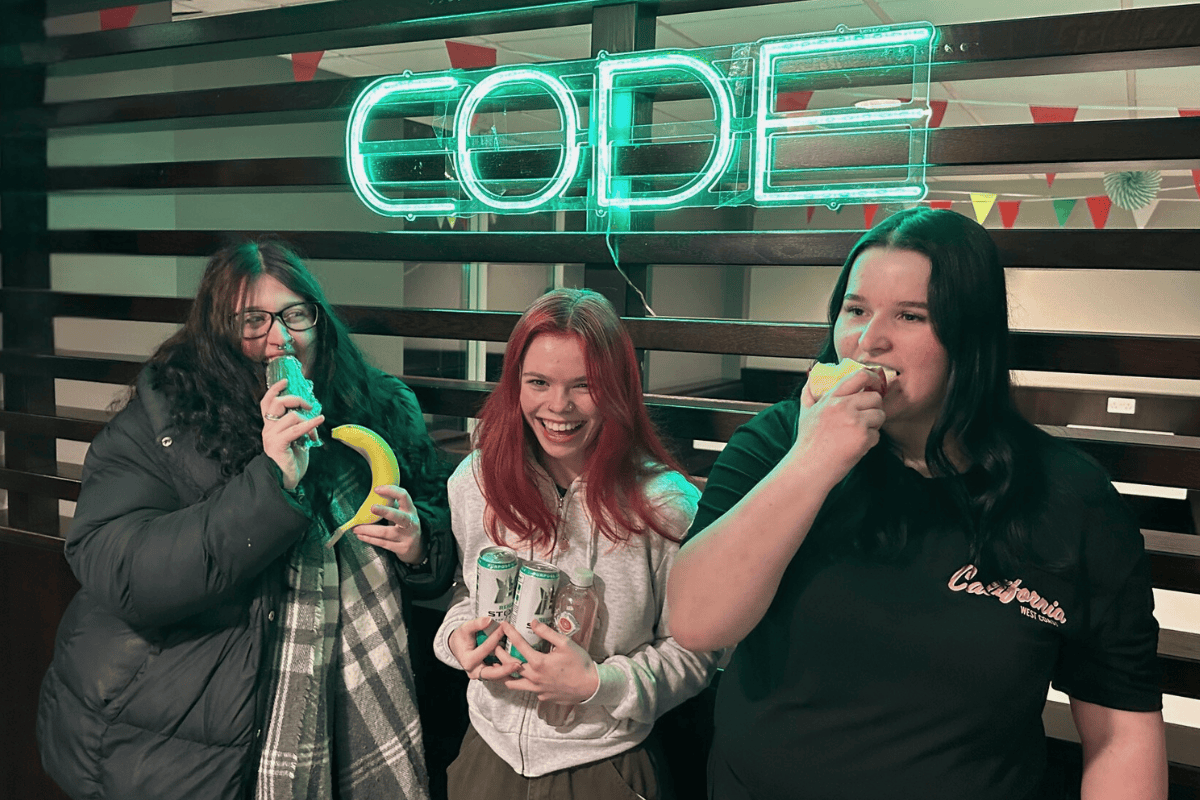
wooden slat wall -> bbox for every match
[2,1,1199,798]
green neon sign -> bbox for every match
[345,22,935,218]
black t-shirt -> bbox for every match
[688,400,1161,800]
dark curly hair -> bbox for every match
[142,239,446,521]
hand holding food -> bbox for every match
[807,358,896,399]
[328,424,401,548]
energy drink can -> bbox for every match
[509,560,560,662]
[474,546,518,647]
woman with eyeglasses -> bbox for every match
[37,240,453,800]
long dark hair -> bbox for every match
[809,207,1048,576]
[474,289,688,553]
[144,240,445,514]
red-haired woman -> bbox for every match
[433,288,718,800]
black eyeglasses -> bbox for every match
[233,302,319,340]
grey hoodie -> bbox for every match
[434,451,720,777]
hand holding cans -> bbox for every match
[473,547,562,664]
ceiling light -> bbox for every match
[854,98,903,109]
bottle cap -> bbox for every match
[571,568,594,588]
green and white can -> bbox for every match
[474,545,518,647]
[508,560,560,662]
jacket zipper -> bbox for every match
[516,482,571,775]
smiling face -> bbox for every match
[237,274,317,377]
[833,246,950,452]
[519,332,601,487]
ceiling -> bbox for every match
[72,0,1200,203]
[165,0,1198,130]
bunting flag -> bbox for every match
[997,200,1021,229]
[99,5,138,29]
[1031,106,1076,187]
[1052,198,1076,227]
[1030,106,1078,124]
[1085,196,1112,229]
[806,206,816,224]
[291,51,324,82]
[1131,200,1159,230]
[928,99,948,128]
[863,204,879,228]
[778,90,814,112]
[447,215,458,228]
[446,40,498,69]
[970,193,997,224]
[928,200,953,210]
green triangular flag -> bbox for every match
[1052,198,1077,227]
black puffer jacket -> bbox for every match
[37,368,452,800]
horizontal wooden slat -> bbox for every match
[1151,552,1200,596]
[11,0,802,72]
[928,116,1199,173]
[1162,654,1200,701]
[1145,530,1200,558]
[1014,387,1200,438]
[0,289,188,322]
[1045,426,1200,492]
[0,527,67,552]
[5,290,1200,378]
[0,409,105,440]
[12,229,1200,271]
[7,4,1196,89]
[1162,630,1200,663]
[37,118,1200,191]
[0,467,80,501]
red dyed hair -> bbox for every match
[474,288,687,552]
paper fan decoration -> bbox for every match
[1103,170,1161,210]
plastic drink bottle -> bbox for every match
[540,568,599,727]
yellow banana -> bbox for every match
[327,424,401,548]
[808,358,896,399]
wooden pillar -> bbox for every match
[586,2,656,385]
[2,2,57,534]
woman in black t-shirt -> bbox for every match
[667,208,1166,800]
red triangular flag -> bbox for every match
[1191,170,1200,200]
[1044,173,1057,188]
[1085,196,1112,229]
[928,99,948,128]
[806,206,816,224]
[291,51,324,82]
[1179,109,1200,117]
[1030,106,1078,124]
[777,90,814,112]
[863,204,879,228]
[99,5,138,29]
[928,200,953,210]
[998,200,1021,229]
[446,40,497,70]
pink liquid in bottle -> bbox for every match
[540,568,598,727]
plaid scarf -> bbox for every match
[256,461,429,800]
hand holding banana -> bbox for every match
[328,424,425,565]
